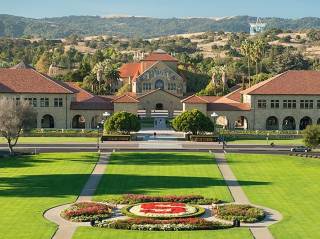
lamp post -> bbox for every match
[103,112,111,118]
[211,112,218,133]
[97,125,100,152]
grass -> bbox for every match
[94,152,233,201]
[0,152,98,239]
[74,152,252,239]
[227,153,320,239]
[228,138,303,145]
[0,137,97,144]
[74,228,252,239]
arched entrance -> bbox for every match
[282,116,296,130]
[156,103,164,110]
[317,118,320,125]
[234,116,248,130]
[155,80,165,90]
[72,115,86,129]
[300,116,312,130]
[41,115,54,128]
[216,116,229,129]
[266,116,279,130]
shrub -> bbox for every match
[215,204,265,223]
[95,218,232,231]
[61,202,113,222]
[105,194,222,205]
[104,111,141,135]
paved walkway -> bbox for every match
[214,153,282,239]
[44,153,111,239]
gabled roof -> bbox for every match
[65,82,114,110]
[138,88,182,100]
[224,87,243,102]
[142,50,178,62]
[112,94,139,103]
[0,67,74,94]
[241,71,320,95]
[181,95,220,104]
[119,63,141,79]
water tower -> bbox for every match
[250,18,266,35]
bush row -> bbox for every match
[215,204,265,223]
[61,202,114,222]
[106,194,222,205]
[94,218,232,231]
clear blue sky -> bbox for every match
[0,0,318,19]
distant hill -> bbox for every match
[1,15,320,39]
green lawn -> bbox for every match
[74,228,252,239]
[0,152,98,239]
[74,152,252,239]
[228,138,303,145]
[0,137,97,144]
[94,152,233,201]
[227,153,320,239]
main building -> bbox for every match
[0,51,319,131]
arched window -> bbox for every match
[300,116,312,130]
[282,116,296,130]
[266,116,279,130]
[155,80,164,90]
[234,116,248,130]
[41,115,54,128]
[72,115,86,129]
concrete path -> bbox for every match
[214,153,282,239]
[44,153,110,239]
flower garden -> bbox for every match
[62,194,265,231]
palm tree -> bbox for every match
[252,39,265,75]
[240,40,253,87]
[92,60,120,94]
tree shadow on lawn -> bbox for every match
[96,174,271,196]
[0,173,271,198]
[109,153,216,166]
[0,154,96,169]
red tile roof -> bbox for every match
[65,82,114,110]
[0,68,74,94]
[142,52,178,62]
[181,95,220,104]
[207,103,251,111]
[224,87,243,102]
[241,71,320,95]
[112,94,139,103]
[119,63,141,79]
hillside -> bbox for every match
[2,15,320,38]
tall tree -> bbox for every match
[0,98,37,155]
[240,40,253,87]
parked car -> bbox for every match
[290,146,311,153]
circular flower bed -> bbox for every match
[122,202,205,219]
[61,202,113,222]
[215,204,265,223]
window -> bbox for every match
[257,100,267,109]
[40,98,49,107]
[32,98,37,107]
[317,100,320,109]
[283,100,296,109]
[143,83,151,90]
[271,100,279,109]
[300,100,313,109]
[168,83,176,91]
[54,98,63,107]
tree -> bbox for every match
[303,125,320,148]
[117,83,132,96]
[35,52,51,74]
[104,111,141,135]
[240,40,254,87]
[172,109,214,135]
[0,98,37,155]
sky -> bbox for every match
[0,0,319,19]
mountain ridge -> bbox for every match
[1,14,320,39]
